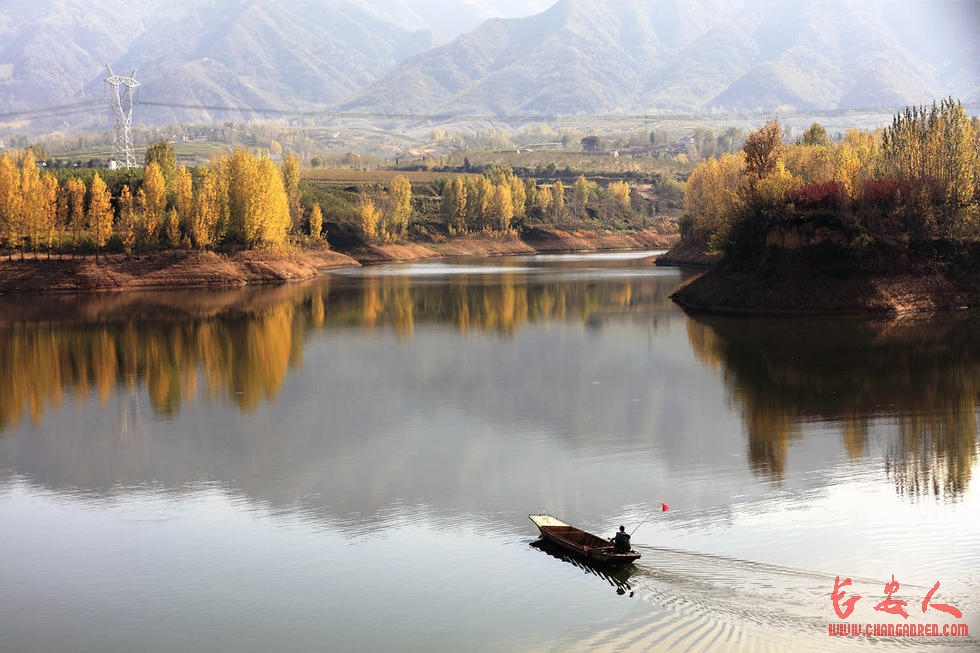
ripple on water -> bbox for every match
[544,546,978,652]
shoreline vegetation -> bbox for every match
[0,139,682,295]
[661,98,980,315]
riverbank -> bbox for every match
[670,247,980,315]
[653,236,720,268]
[0,228,677,294]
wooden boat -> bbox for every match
[529,514,640,565]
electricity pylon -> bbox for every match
[105,65,140,168]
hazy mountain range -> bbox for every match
[0,0,976,134]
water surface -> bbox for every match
[1,251,977,652]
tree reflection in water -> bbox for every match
[686,312,979,500]
[0,263,672,431]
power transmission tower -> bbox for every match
[105,65,140,168]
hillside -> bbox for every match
[0,0,977,134]
[344,0,979,116]
[0,0,439,130]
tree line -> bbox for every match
[0,143,321,258]
[437,166,632,236]
[682,97,980,258]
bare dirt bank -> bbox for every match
[654,236,720,268]
[671,253,980,315]
[0,248,359,295]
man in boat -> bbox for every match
[612,525,631,553]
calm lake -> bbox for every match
[1,251,977,652]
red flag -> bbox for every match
[661,503,670,512]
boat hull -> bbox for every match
[529,514,640,565]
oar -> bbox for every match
[630,502,670,536]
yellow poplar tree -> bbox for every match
[0,155,23,256]
[609,180,631,208]
[684,151,745,241]
[175,165,194,234]
[442,177,468,234]
[489,181,514,233]
[227,149,259,245]
[165,207,181,248]
[192,168,219,249]
[358,191,380,240]
[255,157,290,247]
[309,202,323,241]
[536,183,553,216]
[142,161,168,240]
[64,176,88,253]
[18,151,44,257]
[40,174,59,256]
[280,155,302,231]
[117,185,138,254]
[388,175,412,238]
[87,173,114,256]
[552,180,565,222]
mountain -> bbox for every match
[0,0,558,131]
[0,0,441,129]
[342,0,980,116]
[363,0,555,42]
[0,0,977,135]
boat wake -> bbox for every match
[542,545,974,652]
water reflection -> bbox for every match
[0,255,676,430]
[529,539,636,596]
[685,312,980,500]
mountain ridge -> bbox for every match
[0,0,976,134]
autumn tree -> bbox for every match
[142,161,168,244]
[552,180,566,223]
[165,208,181,248]
[87,173,114,257]
[523,179,538,216]
[64,176,88,254]
[191,168,220,250]
[386,175,412,240]
[466,177,493,231]
[357,191,381,240]
[536,183,553,219]
[145,140,178,192]
[488,181,514,233]
[800,122,832,147]
[743,121,785,184]
[882,98,979,236]
[309,203,323,241]
[573,175,598,209]
[117,185,139,254]
[18,151,45,257]
[245,157,291,248]
[281,155,302,231]
[175,165,194,236]
[442,177,468,234]
[0,155,22,257]
[608,180,631,208]
[226,149,259,245]
[835,129,881,199]
[39,174,59,257]
[683,151,745,244]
